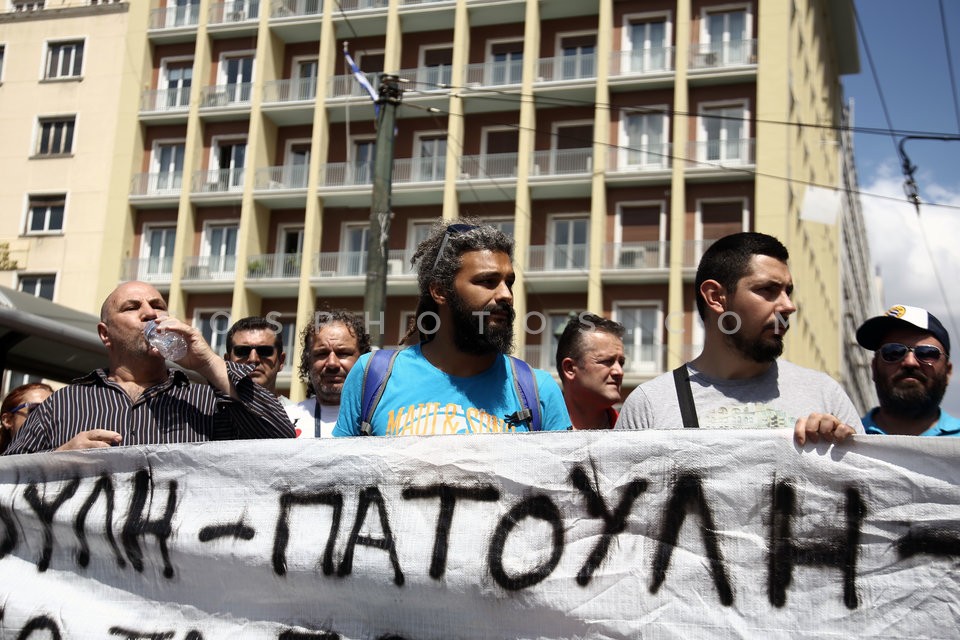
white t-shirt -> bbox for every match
[616,359,863,431]
[284,399,340,438]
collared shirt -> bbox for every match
[862,408,960,437]
[4,363,296,455]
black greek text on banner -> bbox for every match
[1,431,959,639]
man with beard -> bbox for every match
[333,219,570,436]
[856,305,958,436]
[617,232,861,445]
[286,309,370,437]
[5,281,295,454]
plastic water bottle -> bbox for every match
[144,320,188,361]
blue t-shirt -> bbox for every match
[862,408,960,436]
[333,345,571,436]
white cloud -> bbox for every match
[860,164,960,416]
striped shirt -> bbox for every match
[4,363,296,455]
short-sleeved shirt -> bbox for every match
[333,345,571,436]
[617,359,863,431]
[862,408,960,436]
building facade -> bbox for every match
[0,0,877,409]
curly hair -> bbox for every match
[401,217,514,344]
[297,308,372,389]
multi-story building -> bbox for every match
[0,0,877,410]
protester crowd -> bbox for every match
[1,219,956,455]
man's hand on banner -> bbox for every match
[794,413,856,446]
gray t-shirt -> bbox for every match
[616,359,863,431]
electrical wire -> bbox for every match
[939,0,960,133]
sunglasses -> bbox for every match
[5,402,42,416]
[231,345,277,359]
[877,343,944,365]
[432,223,479,271]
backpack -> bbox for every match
[358,349,542,435]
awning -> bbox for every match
[0,285,108,382]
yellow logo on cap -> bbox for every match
[886,305,906,318]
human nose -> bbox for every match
[777,291,796,316]
[495,280,513,304]
[322,353,341,370]
[900,349,921,367]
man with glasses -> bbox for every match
[333,218,571,436]
[224,316,287,397]
[4,281,295,454]
[617,232,861,445]
[856,305,958,436]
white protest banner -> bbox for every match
[1,430,959,639]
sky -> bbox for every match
[841,0,960,414]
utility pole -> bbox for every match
[363,74,402,348]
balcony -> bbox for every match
[335,0,387,11]
[527,244,589,273]
[536,53,597,83]
[609,47,675,77]
[688,39,758,70]
[181,255,237,282]
[192,168,245,194]
[313,249,416,278]
[247,253,302,279]
[139,88,191,115]
[463,60,524,89]
[457,152,519,180]
[686,138,756,170]
[328,72,379,100]
[397,64,453,93]
[208,0,260,26]
[606,144,673,182]
[130,172,184,202]
[200,83,253,109]
[149,4,200,30]
[254,165,309,190]
[602,241,668,271]
[121,257,174,286]
[530,148,592,177]
[271,0,322,18]
[263,78,317,104]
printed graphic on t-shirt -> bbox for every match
[700,403,793,429]
[387,402,516,436]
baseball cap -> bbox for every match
[856,305,951,355]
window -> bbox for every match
[415,133,446,181]
[203,224,238,275]
[351,138,375,184]
[284,141,310,188]
[558,33,596,79]
[19,274,55,300]
[627,17,668,73]
[341,224,369,275]
[211,139,247,190]
[221,55,254,103]
[36,117,75,156]
[13,1,45,11]
[196,310,231,356]
[617,203,665,268]
[700,104,747,163]
[549,216,588,270]
[152,142,185,192]
[616,304,661,373]
[481,128,519,178]
[488,40,523,85]
[141,226,176,280]
[25,195,65,234]
[418,45,453,89]
[704,8,749,65]
[700,201,745,240]
[294,57,318,100]
[551,122,592,174]
[622,110,667,169]
[163,61,192,109]
[277,226,303,277]
[45,41,84,79]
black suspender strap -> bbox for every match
[672,365,699,428]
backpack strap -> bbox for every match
[506,356,542,432]
[359,349,399,436]
[672,364,699,428]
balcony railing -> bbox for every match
[607,143,672,172]
[313,249,416,277]
[263,77,317,103]
[464,60,524,87]
[688,39,758,69]
[320,162,373,187]
[122,257,174,284]
[527,244,589,272]
[458,152,519,180]
[328,72,380,99]
[182,255,237,280]
[609,47,674,76]
[247,253,302,279]
[530,148,592,177]
[400,0,452,5]
[687,138,755,167]
[602,241,668,270]
[399,64,453,92]
[254,165,309,190]
[209,0,260,24]
[149,4,200,29]
[130,172,184,197]
[336,0,387,11]
[140,87,191,112]
[271,0,322,18]
[192,168,245,193]
[536,53,597,83]
[200,83,253,107]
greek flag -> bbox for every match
[344,49,379,104]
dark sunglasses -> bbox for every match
[877,343,944,364]
[5,401,41,416]
[432,223,479,270]
[231,345,276,359]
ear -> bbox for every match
[278,351,287,371]
[97,322,111,348]
[946,358,953,382]
[870,356,880,383]
[0,414,12,430]
[560,357,578,384]
[699,279,727,316]
[223,352,230,362]
[429,280,447,306]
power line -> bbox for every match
[939,0,960,133]
[852,3,903,166]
